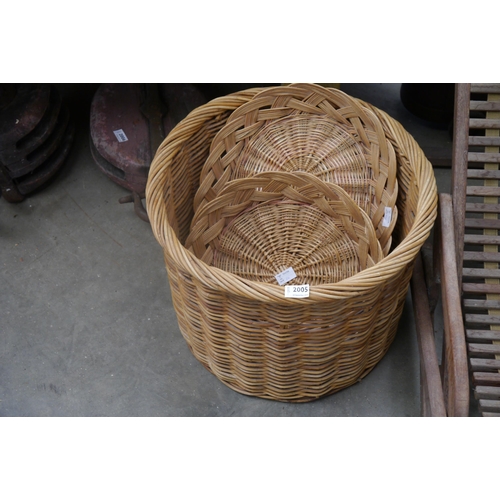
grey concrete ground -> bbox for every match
[0,84,457,417]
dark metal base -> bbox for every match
[89,83,206,221]
[0,84,74,203]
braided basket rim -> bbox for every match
[192,83,399,254]
[185,170,384,282]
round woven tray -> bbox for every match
[146,87,437,402]
[193,83,398,255]
[186,171,383,285]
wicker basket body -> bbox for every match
[194,84,398,255]
[146,88,437,402]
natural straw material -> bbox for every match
[146,88,437,402]
[186,171,383,285]
[194,83,398,255]
[234,115,370,208]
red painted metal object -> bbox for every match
[89,83,206,221]
[0,84,74,203]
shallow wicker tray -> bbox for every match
[186,170,383,285]
[146,87,437,402]
[193,83,398,255]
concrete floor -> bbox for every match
[0,84,467,417]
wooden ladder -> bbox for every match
[454,83,500,416]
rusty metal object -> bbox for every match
[89,83,206,221]
[0,84,74,203]
[119,192,149,222]
[0,84,50,152]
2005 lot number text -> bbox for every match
[284,284,310,298]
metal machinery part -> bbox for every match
[89,83,206,222]
[0,84,74,203]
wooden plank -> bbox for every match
[473,372,500,386]
[469,118,500,129]
[468,153,500,163]
[474,386,500,399]
[463,234,500,245]
[466,185,500,197]
[466,314,500,325]
[468,342,500,355]
[470,100,500,111]
[466,329,500,341]
[410,254,447,417]
[469,136,500,147]
[467,168,500,179]
[463,268,500,278]
[471,84,500,94]
[466,203,500,213]
[470,358,500,370]
[463,252,500,263]
[437,193,470,417]
[463,283,500,294]
[482,412,500,416]
[464,299,500,310]
[452,84,471,287]
[464,218,500,229]
[478,399,500,410]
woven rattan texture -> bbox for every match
[146,88,438,402]
[233,115,370,207]
[186,171,383,285]
[193,83,398,255]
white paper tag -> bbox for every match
[285,284,310,298]
[275,267,297,286]
[382,207,392,228]
[113,129,128,142]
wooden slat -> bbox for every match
[469,118,500,129]
[473,372,500,386]
[438,193,470,417]
[463,251,500,263]
[469,100,500,111]
[469,136,500,147]
[463,283,500,294]
[467,168,500,179]
[466,314,500,325]
[466,186,500,197]
[464,299,500,310]
[452,84,471,286]
[467,153,500,163]
[471,84,500,94]
[462,268,500,278]
[464,218,500,229]
[470,358,500,370]
[466,203,500,213]
[466,329,500,341]
[463,234,500,245]
[478,399,500,410]
[410,254,447,417]
[482,412,500,416]
[474,386,500,399]
[468,342,500,354]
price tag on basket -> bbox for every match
[284,285,310,298]
[382,207,392,228]
[275,267,297,286]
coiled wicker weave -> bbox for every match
[186,170,383,284]
[193,83,398,255]
[146,87,437,402]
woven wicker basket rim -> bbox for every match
[146,89,437,303]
